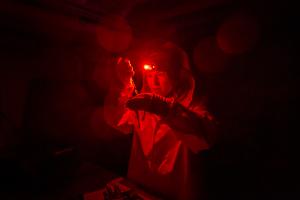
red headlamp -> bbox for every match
[143,64,157,71]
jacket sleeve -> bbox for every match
[103,79,136,134]
[164,102,218,153]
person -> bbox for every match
[104,42,217,200]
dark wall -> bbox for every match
[0,2,131,180]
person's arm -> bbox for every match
[163,102,218,153]
[164,102,217,146]
[126,93,218,152]
[103,58,136,134]
[103,80,135,133]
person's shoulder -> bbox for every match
[189,96,208,111]
[189,96,216,121]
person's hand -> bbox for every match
[126,93,174,116]
[115,57,135,85]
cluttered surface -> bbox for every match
[84,177,161,200]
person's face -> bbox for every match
[145,70,173,97]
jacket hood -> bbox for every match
[141,42,195,107]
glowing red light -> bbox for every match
[144,64,153,71]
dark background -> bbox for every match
[0,0,293,199]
